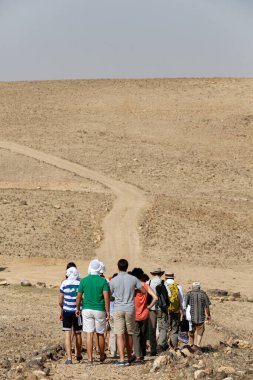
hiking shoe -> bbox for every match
[64,359,72,365]
[128,354,136,364]
[115,361,130,367]
[150,351,157,356]
[76,355,83,362]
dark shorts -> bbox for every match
[62,311,82,333]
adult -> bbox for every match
[164,273,185,349]
[76,259,110,364]
[148,267,170,355]
[109,259,146,367]
[131,268,158,362]
[59,265,82,364]
[185,282,211,348]
[108,273,118,358]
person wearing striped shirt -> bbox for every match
[59,265,82,364]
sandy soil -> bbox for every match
[0,78,252,378]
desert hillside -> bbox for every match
[0,79,252,379]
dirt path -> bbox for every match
[0,140,147,272]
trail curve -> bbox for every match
[0,141,147,272]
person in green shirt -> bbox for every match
[76,259,110,364]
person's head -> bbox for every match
[150,267,164,277]
[165,273,174,280]
[66,266,79,280]
[88,259,104,275]
[142,273,150,282]
[131,267,144,280]
[66,262,77,270]
[117,259,128,272]
[192,281,201,290]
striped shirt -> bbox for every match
[60,279,80,312]
[185,290,211,324]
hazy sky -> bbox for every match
[0,0,252,81]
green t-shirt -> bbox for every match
[78,274,109,311]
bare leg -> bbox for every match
[117,334,125,362]
[125,334,133,360]
[97,333,106,360]
[64,331,72,361]
[196,333,203,347]
[86,332,94,363]
[75,333,82,357]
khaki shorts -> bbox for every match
[114,311,135,335]
[189,323,205,336]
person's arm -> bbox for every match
[76,292,83,317]
[59,293,64,320]
[103,290,110,320]
[205,306,211,321]
[146,284,158,309]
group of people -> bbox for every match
[59,258,211,366]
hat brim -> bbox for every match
[150,271,165,276]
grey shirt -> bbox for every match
[109,272,142,313]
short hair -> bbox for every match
[118,259,128,272]
[66,262,77,270]
[131,267,144,280]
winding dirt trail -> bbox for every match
[0,141,147,272]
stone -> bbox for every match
[231,292,240,298]
[0,279,9,286]
[150,355,169,372]
[235,371,246,377]
[26,357,43,370]
[181,347,193,357]
[208,289,228,297]
[218,366,236,375]
[36,282,46,288]
[32,370,47,379]
[194,370,207,379]
[21,280,32,287]
[227,296,235,302]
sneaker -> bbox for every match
[115,361,130,367]
[64,359,72,365]
[100,353,107,363]
[128,354,136,364]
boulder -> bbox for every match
[230,292,240,298]
[32,370,48,379]
[0,279,9,286]
[150,355,169,372]
[208,289,228,297]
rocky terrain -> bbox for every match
[0,78,252,379]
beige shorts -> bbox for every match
[82,309,106,334]
[189,323,205,336]
[113,311,135,335]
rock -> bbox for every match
[26,357,44,370]
[227,296,235,302]
[223,378,233,380]
[36,282,46,288]
[181,347,193,357]
[193,360,205,369]
[32,370,47,379]
[194,370,207,379]
[150,355,169,372]
[53,205,61,209]
[208,289,228,297]
[247,298,253,303]
[20,200,28,206]
[1,358,11,369]
[231,292,240,298]
[26,373,38,380]
[218,366,236,375]
[21,280,32,287]
[0,279,9,286]
[235,371,246,377]
[237,339,251,349]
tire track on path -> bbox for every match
[0,141,147,272]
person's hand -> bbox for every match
[76,310,81,318]
[206,315,211,322]
[106,311,110,321]
[59,312,63,321]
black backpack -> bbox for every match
[156,280,170,313]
